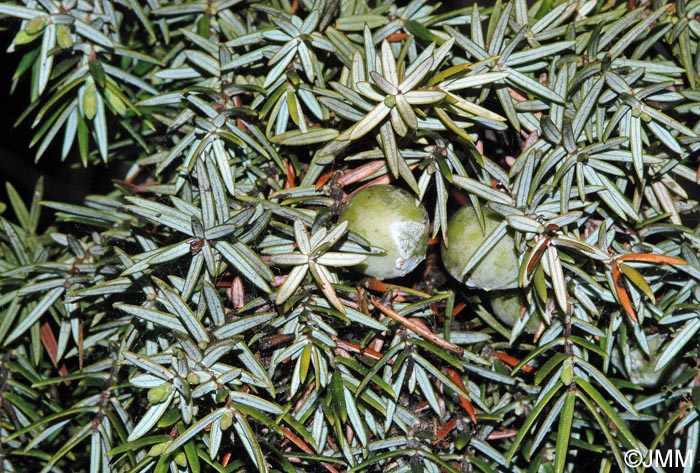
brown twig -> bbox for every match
[371,298,464,355]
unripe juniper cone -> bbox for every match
[489,291,539,334]
[442,206,519,291]
[340,185,429,279]
[611,333,688,389]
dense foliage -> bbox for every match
[1,0,700,471]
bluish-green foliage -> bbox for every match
[0,0,699,472]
